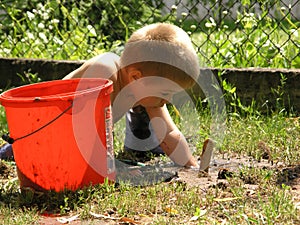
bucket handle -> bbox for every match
[2,101,73,144]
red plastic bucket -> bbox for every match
[0,78,115,191]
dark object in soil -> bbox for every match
[209,182,228,190]
[198,170,209,178]
[217,168,234,179]
[0,161,9,175]
[0,160,16,179]
[277,165,300,185]
[257,141,272,164]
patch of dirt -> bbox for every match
[276,165,300,202]
[177,155,300,225]
[115,150,300,199]
[176,154,300,208]
[177,155,275,189]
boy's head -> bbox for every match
[120,23,199,90]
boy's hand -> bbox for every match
[146,105,198,167]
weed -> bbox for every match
[16,70,41,85]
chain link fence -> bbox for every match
[0,0,299,68]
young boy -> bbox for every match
[63,22,200,168]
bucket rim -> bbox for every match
[0,78,113,104]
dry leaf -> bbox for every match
[198,209,207,217]
[120,217,141,224]
[295,202,300,210]
[190,208,207,221]
[90,211,119,220]
[56,214,79,224]
[165,207,178,215]
[246,189,256,196]
[190,215,199,221]
[213,197,241,202]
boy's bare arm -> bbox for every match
[63,53,119,80]
[146,105,199,168]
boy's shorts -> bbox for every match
[124,105,164,155]
[0,143,13,160]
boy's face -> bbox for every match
[132,76,180,108]
[125,68,184,108]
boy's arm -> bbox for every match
[145,105,199,168]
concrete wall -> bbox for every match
[0,57,299,114]
[0,57,83,88]
[191,68,300,114]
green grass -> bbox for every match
[0,105,299,224]
[222,113,300,165]
[0,108,8,135]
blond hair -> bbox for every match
[120,23,199,89]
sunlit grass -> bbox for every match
[220,113,300,165]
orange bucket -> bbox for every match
[0,78,115,191]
